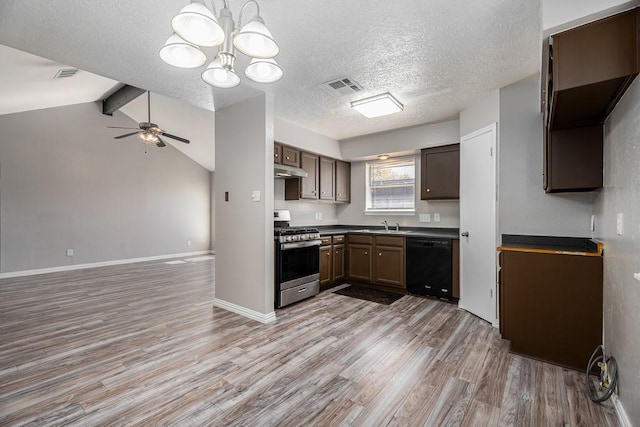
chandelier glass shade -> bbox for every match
[160,0,283,88]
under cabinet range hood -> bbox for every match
[274,164,308,179]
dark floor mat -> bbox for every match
[333,285,404,305]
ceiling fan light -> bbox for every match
[159,34,207,68]
[245,58,283,83]
[233,16,279,58]
[171,2,225,47]
[201,57,240,88]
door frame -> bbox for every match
[459,122,499,327]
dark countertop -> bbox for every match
[499,234,603,256]
[314,225,460,240]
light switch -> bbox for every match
[434,213,441,222]
[616,213,624,235]
[251,190,261,202]
[419,214,431,223]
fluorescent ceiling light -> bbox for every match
[351,92,403,118]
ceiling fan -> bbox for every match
[108,91,190,147]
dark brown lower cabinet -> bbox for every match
[347,235,405,289]
[319,245,332,287]
[347,243,373,283]
[499,250,603,371]
[333,244,345,282]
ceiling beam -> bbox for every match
[102,84,146,116]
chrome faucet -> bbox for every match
[381,220,388,231]
[395,222,400,232]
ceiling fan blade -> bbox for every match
[161,132,190,144]
[156,137,167,148]
[114,131,141,139]
[107,126,139,130]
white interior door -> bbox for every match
[459,123,497,324]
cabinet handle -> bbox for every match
[426,188,430,192]
[379,253,382,256]
[286,156,290,160]
[275,153,278,157]
[326,252,330,256]
[364,251,368,255]
[335,251,339,254]
[461,231,469,237]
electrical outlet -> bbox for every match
[66,249,74,257]
[434,213,441,222]
[315,212,323,220]
[187,240,192,246]
[419,214,431,223]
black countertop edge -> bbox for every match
[311,225,460,239]
[500,234,600,253]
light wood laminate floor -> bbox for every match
[0,258,619,426]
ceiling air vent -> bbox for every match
[54,68,79,79]
[319,76,363,97]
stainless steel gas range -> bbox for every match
[274,210,321,308]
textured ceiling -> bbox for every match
[0,0,543,141]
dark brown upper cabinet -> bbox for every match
[420,144,460,200]
[285,151,319,200]
[319,157,335,201]
[274,143,282,164]
[281,146,300,167]
[335,160,351,203]
[542,8,639,193]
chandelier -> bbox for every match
[160,0,283,88]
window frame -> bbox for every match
[364,156,416,215]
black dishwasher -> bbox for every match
[406,237,453,300]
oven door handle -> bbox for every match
[280,240,322,250]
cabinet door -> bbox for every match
[333,244,345,282]
[421,144,460,200]
[347,244,373,282]
[374,245,405,288]
[300,152,319,199]
[319,157,336,201]
[319,245,332,287]
[274,144,282,164]
[282,146,300,167]
[544,126,603,192]
[335,160,351,203]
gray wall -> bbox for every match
[459,90,500,138]
[215,94,274,316]
[0,102,211,273]
[498,77,595,237]
[594,77,640,425]
[210,171,215,251]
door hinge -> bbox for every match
[490,146,493,156]
[490,288,493,298]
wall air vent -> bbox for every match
[54,68,79,79]
[319,76,363,97]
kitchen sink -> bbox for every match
[353,229,412,234]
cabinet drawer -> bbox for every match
[348,234,373,245]
[375,236,404,247]
[332,235,345,244]
[320,237,332,246]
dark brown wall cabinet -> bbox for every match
[542,8,640,192]
[335,160,351,203]
[274,144,283,164]
[421,144,460,200]
[285,151,319,200]
[283,149,351,204]
[319,157,336,201]
[281,146,300,167]
[499,250,603,371]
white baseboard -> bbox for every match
[0,250,214,279]
[613,393,633,427]
[213,298,276,324]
